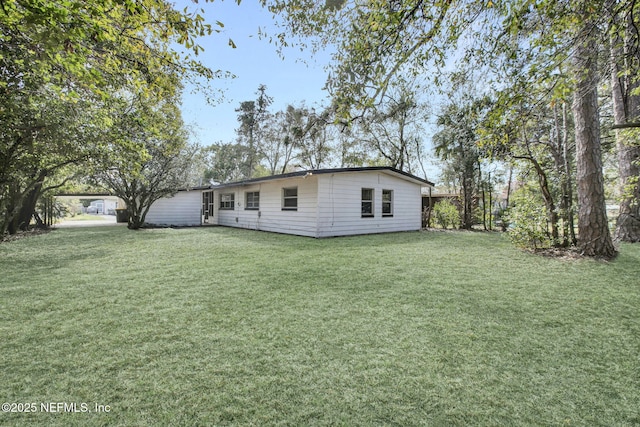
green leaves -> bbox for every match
[0,0,234,233]
[432,199,461,229]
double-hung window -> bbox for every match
[382,189,393,217]
[220,193,235,210]
[245,191,260,210]
[282,187,298,210]
[361,188,374,217]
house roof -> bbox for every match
[197,167,433,190]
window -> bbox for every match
[382,189,393,217]
[361,188,374,217]
[282,187,298,210]
[220,193,235,210]
[245,191,260,210]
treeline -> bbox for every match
[261,0,640,258]
[201,82,431,183]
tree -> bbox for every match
[477,0,615,256]
[266,0,618,257]
[259,104,313,175]
[94,95,196,229]
[479,0,613,255]
[481,83,577,247]
[263,0,468,119]
[1,0,222,235]
[203,143,254,184]
[433,96,486,230]
[334,123,372,167]
[235,85,273,177]
[359,81,429,174]
[0,87,109,235]
[292,105,335,170]
[609,3,640,242]
[571,4,616,258]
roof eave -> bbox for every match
[210,167,433,189]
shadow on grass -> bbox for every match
[200,225,497,250]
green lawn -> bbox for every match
[0,227,638,426]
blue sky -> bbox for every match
[172,1,445,181]
[174,0,333,145]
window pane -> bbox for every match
[361,188,374,216]
[246,192,259,208]
[283,187,298,209]
[284,187,297,197]
[220,193,234,209]
[382,190,392,215]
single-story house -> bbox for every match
[145,167,433,238]
[88,198,119,215]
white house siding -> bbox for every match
[214,176,319,237]
[143,168,428,237]
[315,171,423,237]
[145,191,202,226]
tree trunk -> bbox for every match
[127,201,144,230]
[125,193,155,230]
[516,153,561,245]
[534,161,560,244]
[553,101,577,247]
[9,185,41,233]
[488,178,493,231]
[572,20,617,258]
[459,140,475,230]
[427,189,433,228]
[479,163,487,231]
[461,174,474,230]
[500,166,513,232]
[562,102,578,246]
[610,12,640,242]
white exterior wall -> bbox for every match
[104,199,118,214]
[143,169,426,236]
[214,176,319,237]
[145,191,202,226]
[315,171,423,237]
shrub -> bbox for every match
[432,199,461,229]
[504,190,552,249]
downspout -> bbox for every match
[257,184,261,231]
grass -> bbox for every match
[0,227,638,426]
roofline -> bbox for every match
[55,192,116,197]
[207,167,434,189]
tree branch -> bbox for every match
[612,121,640,129]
